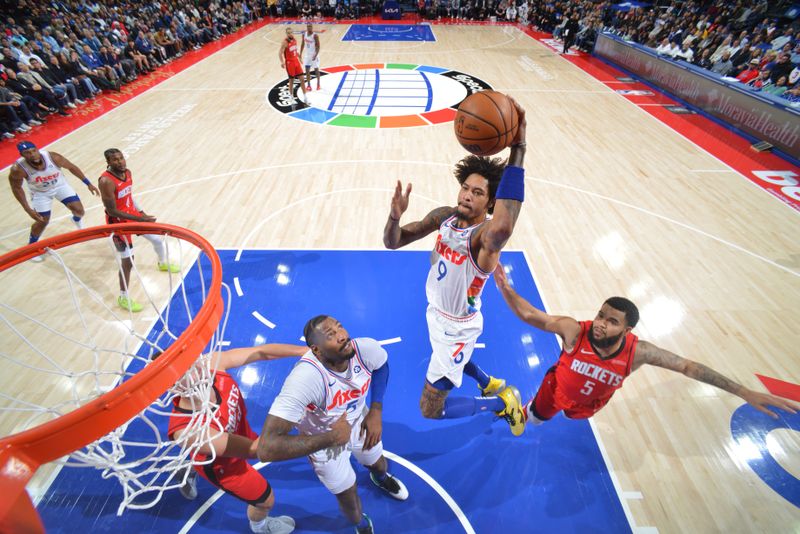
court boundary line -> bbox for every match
[520,249,656,534]
[177,450,475,533]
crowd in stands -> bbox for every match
[1,0,796,142]
[0,0,271,140]
[596,1,799,104]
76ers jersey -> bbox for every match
[16,150,66,193]
[303,32,317,57]
[167,371,253,461]
[269,338,387,436]
[553,321,638,411]
[425,215,491,318]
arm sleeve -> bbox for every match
[268,362,325,423]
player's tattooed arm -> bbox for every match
[384,182,455,249]
[493,264,581,344]
[633,340,800,418]
[257,413,351,462]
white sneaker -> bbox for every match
[67,102,77,109]
[73,218,84,229]
[252,516,295,534]
[179,469,198,500]
[30,254,44,263]
[370,472,409,500]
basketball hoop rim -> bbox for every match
[0,223,223,530]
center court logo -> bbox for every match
[267,63,492,128]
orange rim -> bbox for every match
[0,223,223,532]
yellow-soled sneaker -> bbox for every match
[157,262,180,273]
[479,375,506,396]
[118,295,143,313]
[496,386,525,437]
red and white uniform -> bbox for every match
[269,338,387,494]
[283,36,303,77]
[424,215,491,387]
[16,150,77,212]
[532,321,638,420]
[168,371,271,505]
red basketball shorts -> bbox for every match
[196,420,271,505]
[286,60,303,78]
[532,368,603,420]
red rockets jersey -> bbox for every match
[552,320,638,411]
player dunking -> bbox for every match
[258,316,408,534]
[279,27,307,107]
[492,265,799,424]
[98,149,179,313]
[383,98,528,436]
[300,23,321,91]
[9,141,99,262]
[168,342,306,534]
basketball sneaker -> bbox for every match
[305,84,311,91]
[495,386,525,436]
[370,472,408,500]
[157,261,180,273]
[118,295,143,312]
[316,84,320,90]
[30,254,44,263]
[179,469,197,500]
[479,375,506,396]
[253,515,295,534]
[355,514,374,534]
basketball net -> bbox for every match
[0,224,228,530]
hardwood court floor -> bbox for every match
[1,23,798,533]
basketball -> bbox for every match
[453,91,519,156]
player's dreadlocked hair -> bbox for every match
[453,155,506,214]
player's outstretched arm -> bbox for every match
[216,343,306,371]
[493,264,580,343]
[477,97,527,263]
[51,151,99,196]
[257,413,351,462]
[9,166,45,222]
[383,180,455,249]
[633,340,799,419]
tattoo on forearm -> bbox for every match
[686,362,743,396]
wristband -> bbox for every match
[495,165,524,202]
[82,178,91,186]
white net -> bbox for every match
[0,226,229,516]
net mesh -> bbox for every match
[0,226,228,516]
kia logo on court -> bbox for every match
[266,63,493,129]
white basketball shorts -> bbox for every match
[425,305,483,388]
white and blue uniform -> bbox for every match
[302,31,319,69]
[15,150,78,213]
[269,337,387,494]
[424,214,491,387]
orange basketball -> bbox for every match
[453,91,519,156]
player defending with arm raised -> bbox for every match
[279,27,307,107]
[168,342,307,534]
[383,97,528,436]
[493,265,799,424]
[9,141,99,261]
[98,148,179,313]
[300,23,321,91]
[257,316,407,534]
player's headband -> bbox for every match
[17,141,36,154]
